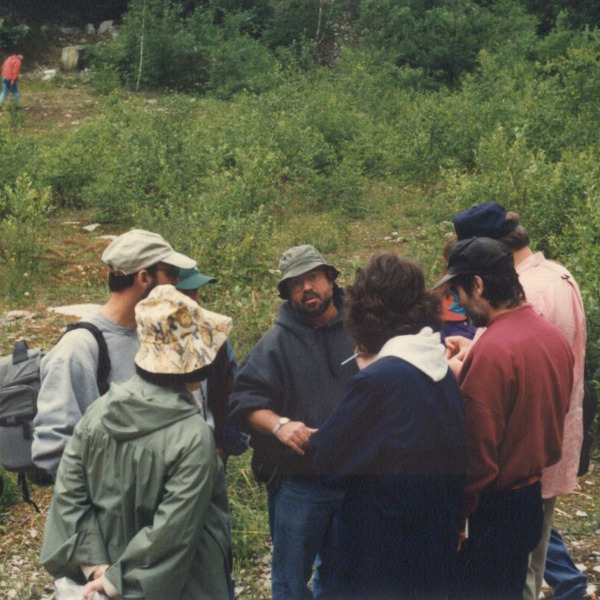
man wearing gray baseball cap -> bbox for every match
[32,229,195,477]
[230,244,356,600]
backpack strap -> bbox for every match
[12,340,30,365]
[63,322,111,395]
[18,472,40,513]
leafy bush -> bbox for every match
[0,175,52,300]
[209,35,281,99]
[0,21,29,52]
[93,0,212,92]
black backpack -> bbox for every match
[0,322,110,511]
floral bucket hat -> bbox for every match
[134,284,232,374]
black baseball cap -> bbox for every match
[432,237,515,290]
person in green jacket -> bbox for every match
[40,284,234,600]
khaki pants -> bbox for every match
[524,496,557,600]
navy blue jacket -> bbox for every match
[309,356,466,599]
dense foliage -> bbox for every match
[0,2,598,361]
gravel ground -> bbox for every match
[1,461,599,599]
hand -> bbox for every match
[275,421,317,455]
[447,356,464,378]
[89,564,109,580]
[83,575,119,599]
[445,335,472,361]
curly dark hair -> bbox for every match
[344,253,443,354]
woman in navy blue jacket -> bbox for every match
[309,252,466,600]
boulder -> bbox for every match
[42,69,57,82]
[85,23,96,35]
[61,46,85,71]
[98,20,114,35]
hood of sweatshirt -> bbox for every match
[377,327,448,382]
[100,374,200,440]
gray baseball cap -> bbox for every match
[278,244,340,299]
[102,229,196,275]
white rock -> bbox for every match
[575,563,587,572]
[98,20,114,35]
[576,510,589,518]
[82,223,101,232]
[61,46,80,71]
[85,23,96,35]
[42,69,57,82]
[48,304,103,320]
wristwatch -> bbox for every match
[272,417,291,435]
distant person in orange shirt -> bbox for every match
[0,54,24,109]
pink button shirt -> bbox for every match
[517,252,586,498]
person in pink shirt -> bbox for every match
[447,202,591,600]
[0,54,24,108]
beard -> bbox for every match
[293,290,333,320]
[467,305,489,328]
[142,277,159,299]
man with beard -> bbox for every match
[229,245,357,600]
[434,237,574,600]
[32,229,195,477]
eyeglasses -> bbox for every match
[288,270,325,292]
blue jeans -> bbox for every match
[268,475,345,600]
[544,529,588,600]
[0,78,19,105]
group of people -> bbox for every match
[35,201,591,600]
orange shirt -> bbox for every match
[2,55,22,83]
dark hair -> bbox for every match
[451,271,525,309]
[108,272,136,292]
[136,363,212,391]
[500,211,530,251]
[107,264,160,292]
[344,253,442,354]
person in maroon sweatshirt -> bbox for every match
[435,236,574,600]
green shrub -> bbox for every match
[0,175,52,300]
[209,35,281,99]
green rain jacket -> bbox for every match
[41,374,233,599]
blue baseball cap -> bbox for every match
[453,202,517,241]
